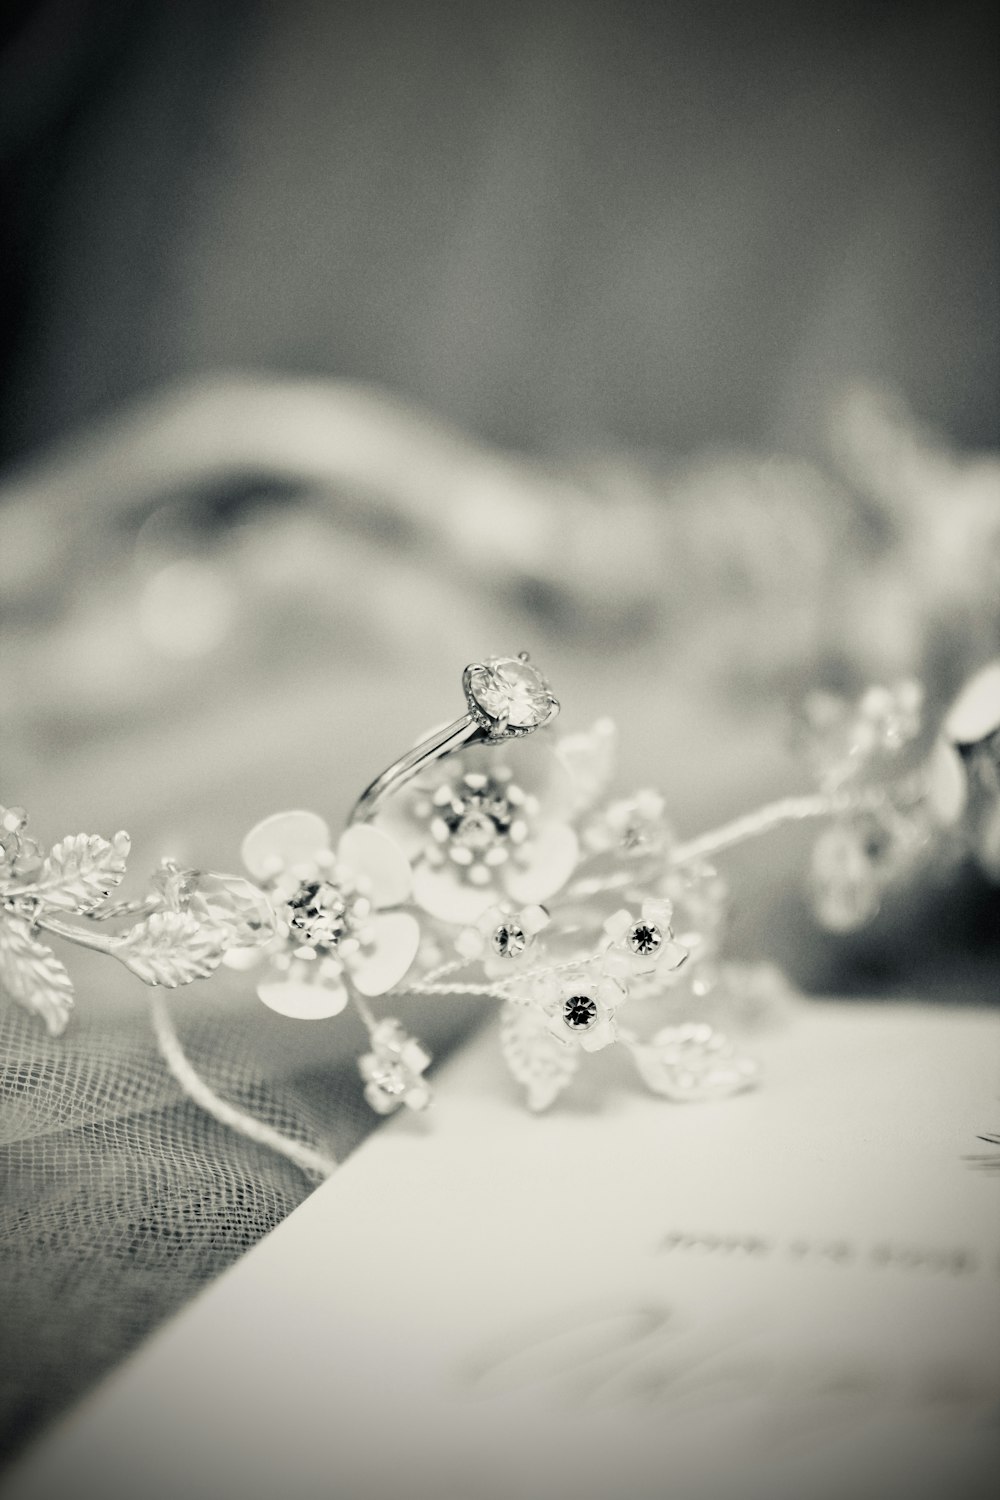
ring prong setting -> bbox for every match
[463,655,558,742]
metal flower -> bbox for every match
[533,962,628,1053]
[358,1018,432,1115]
[454,901,550,978]
[582,788,674,859]
[601,898,689,979]
[374,732,590,924]
[236,811,420,1018]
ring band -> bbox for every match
[350,654,559,823]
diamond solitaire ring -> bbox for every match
[350,654,560,824]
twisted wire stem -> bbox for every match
[670,791,842,864]
[148,993,337,1183]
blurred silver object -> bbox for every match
[943,660,1000,878]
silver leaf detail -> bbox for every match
[112,910,227,988]
[628,1023,759,1102]
[0,917,75,1035]
[499,1000,579,1112]
[16,831,131,914]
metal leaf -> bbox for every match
[0,917,75,1035]
[628,1023,759,1102]
[112,910,227,988]
[19,831,131,914]
[499,1000,579,1112]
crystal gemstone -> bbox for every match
[628,922,662,957]
[468,657,554,730]
[492,922,527,959]
[372,1062,408,1096]
[287,881,347,949]
[563,994,598,1030]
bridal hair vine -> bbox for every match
[2,654,997,1143]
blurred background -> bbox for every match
[1,0,998,457]
[0,0,998,1464]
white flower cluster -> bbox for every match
[234,715,750,1114]
[6,657,993,1119]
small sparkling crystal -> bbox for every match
[370,1062,408,1096]
[453,811,497,851]
[492,922,527,959]
[628,922,662,957]
[467,656,554,730]
[287,881,347,949]
[563,994,598,1030]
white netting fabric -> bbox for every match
[0,994,420,1462]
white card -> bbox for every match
[7,1003,1000,1500]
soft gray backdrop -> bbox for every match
[1,0,996,459]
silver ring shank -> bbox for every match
[350,713,484,823]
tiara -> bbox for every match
[2,654,996,1167]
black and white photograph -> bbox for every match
[0,4,998,1498]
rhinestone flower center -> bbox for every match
[286,880,349,951]
[628,922,662,957]
[492,922,527,958]
[563,994,598,1030]
[369,1062,408,1096]
[453,810,500,852]
[428,771,529,877]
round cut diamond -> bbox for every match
[467,656,554,730]
[563,994,598,1030]
[628,922,662,957]
[492,922,527,959]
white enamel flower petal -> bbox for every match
[401,1038,431,1073]
[601,948,631,982]
[555,717,618,813]
[336,824,412,907]
[642,897,674,928]
[257,973,348,1020]
[943,660,1000,747]
[241,811,331,881]
[455,925,485,961]
[579,1015,617,1053]
[348,912,421,996]
[596,976,626,1009]
[520,904,550,938]
[222,944,266,971]
[504,822,579,904]
[413,862,497,923]
[545,1013,571,1046]
[661,939,690,971]
[370,790,427,861]
[455,736,573,815]
[926,738,968,827]
[603,908,633,943]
